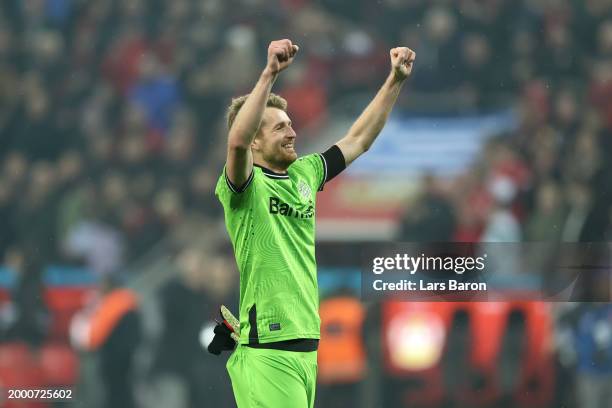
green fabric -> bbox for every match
[215,154,325,344]
[227,346,318,408]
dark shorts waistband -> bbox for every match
[246,338,319,352]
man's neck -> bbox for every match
[254,160,288,174]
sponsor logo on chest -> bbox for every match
[269,197,313,218]
[268,178,314,219]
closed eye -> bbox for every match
[274,121,292,131]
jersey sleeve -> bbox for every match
[294,153,327,192]
[215,166,256,210]
[320,145,346,184]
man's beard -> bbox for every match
[267,146,297,169]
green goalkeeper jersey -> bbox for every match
[215,154,326,344]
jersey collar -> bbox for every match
[254,164,289,179]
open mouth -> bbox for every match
[282,142,295,151]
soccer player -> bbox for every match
[215,38,415,407]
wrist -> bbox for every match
[262,66,279,80]
[388,71,406,86]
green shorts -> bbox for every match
[227,345,318,408]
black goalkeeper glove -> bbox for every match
[207,322,237,355]
[207,305,239,355]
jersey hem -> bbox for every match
[239,333,321,345]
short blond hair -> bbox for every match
[226,93,288,130]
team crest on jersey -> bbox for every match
[297,179,312,200]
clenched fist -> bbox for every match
[390,47,416,80]
[266,39,299,75]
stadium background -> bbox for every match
[0,0,611,407]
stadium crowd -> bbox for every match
[0,0,611,269]
[1,0,612,407]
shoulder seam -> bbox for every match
[225,168,254,193]
[318,153,327,192]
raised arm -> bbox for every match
[336,47,415,165]
[226,39,299,188]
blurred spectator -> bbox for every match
[2,151,29,188]
[482,176,521,242]
[100,282,141,408]
[480,175,521,277]
[317,293,366,408]
[410,6,461,93]
[451,168,490,242]
[553,303,584,408]
[398,174,456,242]
[552,88,581,139]
[457,32,501,109]
[186,165,221,218]
[524,181,564,241]
[561,182,597,242]
[129,52,181,138]
[103,25,150,96]
[527,127,561,184]
[279,60,328,132]
[63,202,125,277]
[150,248,236,408]
[574,304,612,408]
[0,246,49,349]
[71,276,141,408]
[0,178,15,257]
[523,181,565,277]
[13,161,61,261]
[453,202,484,242]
